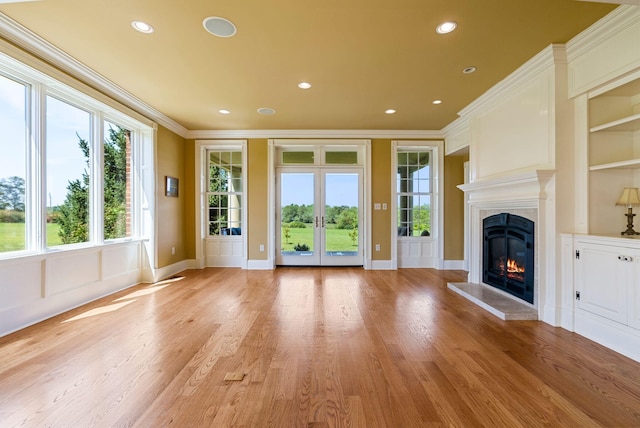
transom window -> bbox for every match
[207,150,243,236]
[397,151,432,237]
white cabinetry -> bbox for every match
[588,77,640,235]
[572,235,640,362]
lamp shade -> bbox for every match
[616,187,640,207]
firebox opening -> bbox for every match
[483,213,534,304]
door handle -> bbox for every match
[315,216,319,227]
[322,216,325,228]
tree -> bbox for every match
[336,207,358,229]
[57,137,90,244]
[0,176,25,212]
[57,126,129,243]
[103,126,128,239]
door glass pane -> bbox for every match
[280,173,314,256]
[325,173,359,256]
[0,75,27,253]
[46,96,92,246]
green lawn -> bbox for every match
[281,224,358,252]
[0,223,62,252]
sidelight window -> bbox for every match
[207,150,243,236]
[397,150,432,237]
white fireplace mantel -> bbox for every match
[457,169,559,325]
[458,169,556,206]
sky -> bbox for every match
[1,74,94,207]
[280,172,359,207]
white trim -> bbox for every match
[246,259,275,270]
[0,12,186,137]
[188,129,443,140]
[458,45,565,120]
[369,260,395,270]
[147,260,191,283]
[566,5,638,62]
[443,260,466,270]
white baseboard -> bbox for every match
[443,260,466,270]
[369,260,395,270]
[147,260,192,283]
[246,259,275,270]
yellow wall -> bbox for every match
[371,139,392,260]
[443,155,467,261]
[178,137,463,267]
[247,139,269,260]
[183,139,196,259]
[156,126,186,267]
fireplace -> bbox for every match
[483,213,534,304]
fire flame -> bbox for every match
[506,258,525,273]
[498,258,525,274]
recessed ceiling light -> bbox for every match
[436,21,457,34]
[203,17,237,38]
[298,82,312,89]
[131,21,154,34]
[432,100,443,105]
[385,109,396,114]
[463,66,477,74]
[218,109,230,115]
[257,107,276,115]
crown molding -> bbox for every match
[457,44,566,120]
[566,4,638,61]
[0,12,188,138]
[185,129,444,140]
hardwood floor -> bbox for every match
[1,267,640,427]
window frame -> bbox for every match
[206,148,244,238]
[395,148,434,238]
[0,51,151,259]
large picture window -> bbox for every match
[397,151,432,237]
[0,74,27,253]
[0,53,150,258]
[207,150,243,236]
[46,96,92,246]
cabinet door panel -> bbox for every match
[576,243,628,324]
[629,257,640,331]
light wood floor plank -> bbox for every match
[1,267,640,427]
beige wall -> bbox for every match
[178,136,463,267]
[183,139,196,260]
[247,139,269,261]
[371,139,392,260]
[443,155,467,261]
[156,125,186,267]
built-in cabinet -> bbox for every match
[571,234,640,362]
[574,237,640,326]
[588,76,640,235]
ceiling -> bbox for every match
[0,0,620,131]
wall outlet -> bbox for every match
[259,244,265,252]
[382,203,388,210]
[375,244,380,251]
[171,246,175,255]
[374,203,381,210]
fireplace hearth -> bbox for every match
[483,213,534,304]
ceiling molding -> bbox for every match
[185,129,444,140]
[457,44,566,120]
[567,4,638,60]
[0,12,189,138]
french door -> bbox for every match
[276,168,363,266]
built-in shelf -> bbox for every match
[590,158,640,171]
[590,113,640,133]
